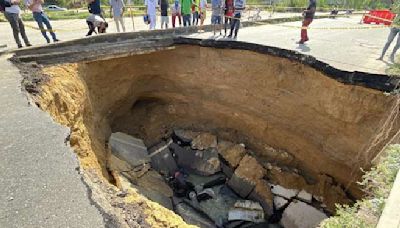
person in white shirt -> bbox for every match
[4,0,31,48]
[145,0,158,29]
[109,0,126,32]
[86,14,108,36]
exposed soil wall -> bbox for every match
[35,44,400,224]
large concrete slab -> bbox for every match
[0,55,105,227]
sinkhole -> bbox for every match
[23,41,400,228]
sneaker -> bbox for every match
[227,35,232,39]
[26,43,32,47]
[53,39,60,42]
[377,56,383,61]
[17,44,23,48]
[297,40,305,44]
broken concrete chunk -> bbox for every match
[219,144,246,168]
[270,185,299,199]
[228,155,265,198]
[148,141,178,176]
[175,202,217,228]
[191,132,217,150]
[171,143,220,176]
[109,132,150,167]
[217,140,234,154]
[108,153,133,172]
[136,170,173,198]
[198,185,239,225]
[228,174,255,198]
[136,185,173,210]
[273,196,288,210]
[228,200,265,223]
[248,180,274,217]
[296,190,312,204]
[221,160,234,178]
[191,148,221,176]
[172,129,199,146]
[281,201,328,228]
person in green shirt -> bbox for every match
[378,0,400,62]
[181,0,192,26]
[192,0,200,25]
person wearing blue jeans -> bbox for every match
[228,0,245,39]
[378,27,400,62]
[25,0,59,43]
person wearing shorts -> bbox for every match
[160,0,169,29]
[211,0,223,35]
[198,0,207,31]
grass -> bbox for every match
[320,144,400,228]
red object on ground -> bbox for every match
[363,9,396,25]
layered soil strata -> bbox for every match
[20,43,400,226]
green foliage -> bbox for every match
[320,144,400,228]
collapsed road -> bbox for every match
[1,30,400,228]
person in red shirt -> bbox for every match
[224,0,234,36]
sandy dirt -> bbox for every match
[28,44,400,225]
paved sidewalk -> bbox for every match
[0,55,105,228]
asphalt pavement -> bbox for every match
[187,16,391,74]
[0,55,105,227]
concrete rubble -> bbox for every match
[148,141,177,176]
[281,201,328,228]
[228,155,265,198]
[108,129,330,228]
[296,190,313,203]
[109,132,150,167]
[271,185,299,199]
[228,200,265,223]
[191,132,218,150]
[274,196,289,210]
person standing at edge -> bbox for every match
[378,0,400,62]
[227,0,245,39]
[171,0,182,28]
[224,0,234,36]
[4,0,31,48]
[145,0,157,29]
[25,0,59,43]
[110,0,126,32]
[181,0,191,27]
[87,0,102,17]
[211,0,223,36]
[192,0,199,26]
[298,0,316,44]
[160,0,169,29]
[198,0,207,32]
